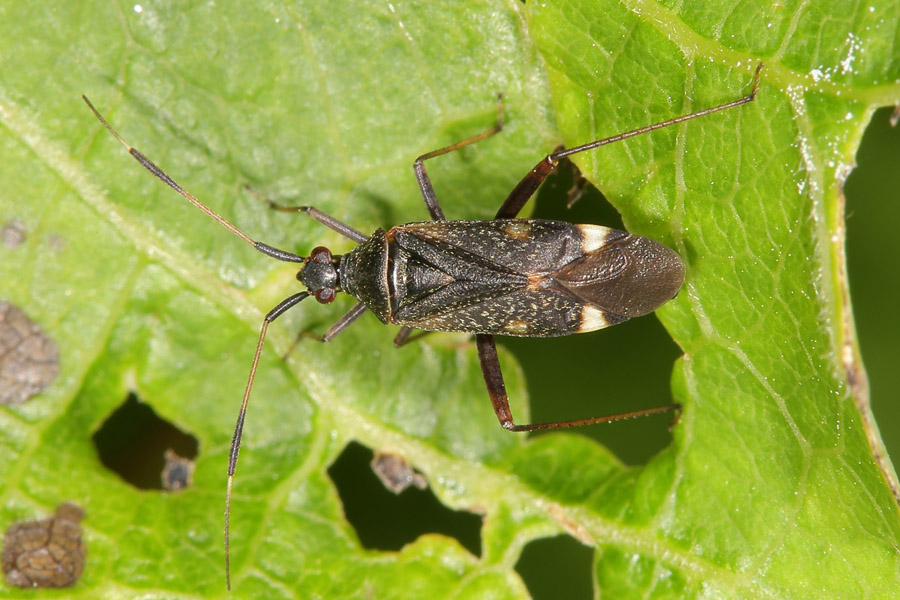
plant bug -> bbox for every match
[82,63,761,589]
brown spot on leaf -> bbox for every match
[161,449,195,492]
[1,219,26,249]
[46,234,66,253]
[2,503,86,588]
[0,302,60,405]
[371,452,427,494]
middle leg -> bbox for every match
[413,95,504,220]
[398,95,505,344]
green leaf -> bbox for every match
[1,1,898,600]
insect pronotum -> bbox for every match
[83,63,761,588]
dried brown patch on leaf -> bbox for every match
[161,449,195,492]
[0,302,60,405]
[1,219,26,249]
[371,452,428,494]
[2,503,86,588]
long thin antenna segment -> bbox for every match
[225,290,310,590]
[82,96,305,263]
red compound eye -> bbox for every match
[315,288,335,304]
[310,246,333,264]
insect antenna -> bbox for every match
[83,96,314,589]
[81,96,306,264]
[225,290,310,589]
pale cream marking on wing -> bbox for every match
[578,305,610,332]
[577,224,616,253]
[501,221,532,240]
[504,320,531,335]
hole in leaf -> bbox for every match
[92,392,198,490]
[501,166,680,464]
[515,535,593,600]
[845,105,900,463]
[327,441,481,556]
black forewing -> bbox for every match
[398,220,585,273]
[389,220,594,335]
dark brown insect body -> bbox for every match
[82,63,761,589]
[338,220,684,336]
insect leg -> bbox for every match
[414,94,504,220]
[393,326,415,347]
[277,302,369,360]
[320,302,368,341]
[395,96,505,349]
[495,64,763,220]
[275,205,368,243]
[493,155,558,219]
[476,334,680,432]
[393,327,435,348]
[564,158,589,208]
[243,186,369,243]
